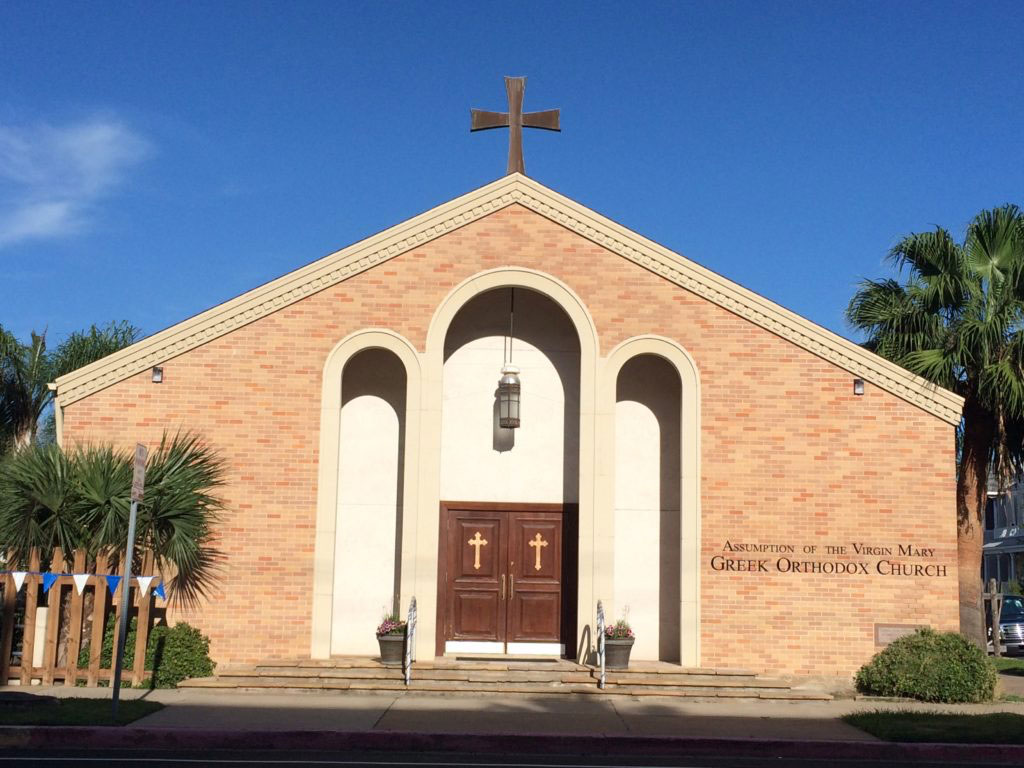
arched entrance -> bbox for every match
[416,268,600,660]
[435,287,580,654]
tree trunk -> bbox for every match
[12,426,33,451]
[56,587,72,667]
[957,397,994,647]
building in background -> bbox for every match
[985,480,1024,591]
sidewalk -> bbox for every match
[134,688,876,740]
[10,684,1024,739]
[4,685,1024,764]
[998,669,1024,697]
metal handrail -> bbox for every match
[403,596,417,686]
[596,599,606,689]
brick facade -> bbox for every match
[61,203,958,677]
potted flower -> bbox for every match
[376,614,407,666]
[603,619,635,669]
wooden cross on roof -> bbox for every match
[471,76,560,176]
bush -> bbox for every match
[77,617,215,688]
[147,623,215,688]
[855,628,996,703]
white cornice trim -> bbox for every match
[54,174,964,425]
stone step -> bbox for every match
[242,666,783,688]
[228,662,761,680]
[242,660,584,674]
[415,660,585,673]
[237,658,764,678]
[274,667,594,685]
[596,673,788,688]
[220,666,590,684]
[180,675,830,700]
[179,676,325,689]
[182,657,829,701]
[585,684,832,700]
[604,663,757,677]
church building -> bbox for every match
[53,85,963,678]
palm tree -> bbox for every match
[0,433,225,667]
[0,432,225,608]
[79,433,226,608]
[0,443,83,561]
[847,204,1024,645]
[0,321,140,452]
[0,331,50,452]
[0,327,16,453]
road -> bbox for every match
[0,751,1008,768]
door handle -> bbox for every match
[510,574,514,600]
[501,574,506,600]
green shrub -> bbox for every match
[77,617,214,688]
[855,628,996,703]
[147,622,215,688]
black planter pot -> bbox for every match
[377,633,405,666]
[604,637,634,670]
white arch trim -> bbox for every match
[599,335,701,667]
[424,266,600,360]
[311,329,422,658]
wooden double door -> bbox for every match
[438,503,572,654]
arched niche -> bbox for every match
[613,354,681,661]
[600,335,701,667]
[333,348,406,654]
[311,330,421,659]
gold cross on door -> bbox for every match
[529,532,548,571]
[468,531,488,570]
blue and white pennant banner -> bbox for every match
[1,570,166,599]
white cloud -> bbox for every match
[0,116,149,248]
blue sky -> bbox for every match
[2,1,1022,345]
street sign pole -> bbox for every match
[112,443,147,718]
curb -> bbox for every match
[2,728,1024,764]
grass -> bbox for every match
[992,656,1024,675]
[844,710,1024,744]
[0,697,164,726]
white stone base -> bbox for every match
[444,641,564,656]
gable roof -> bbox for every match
[54,174,964,425]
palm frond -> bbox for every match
[846,278,948,368]
[0,444,83,565]
[965,205,1024,284]
[51,322,141,379]
[902,347,961,391]
[0,332,52,449]
[888,229,969,309]
[0,323,141,454]
[71,444,132,556]
[138,432,226,609]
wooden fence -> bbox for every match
[0,547,161,687]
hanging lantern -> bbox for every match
[498,364,521,429]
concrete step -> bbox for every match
[180,675,832,700]
[596,673,788,689]
[179,658,832,701]
[586,684,832,700]
[228,668,596,686]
